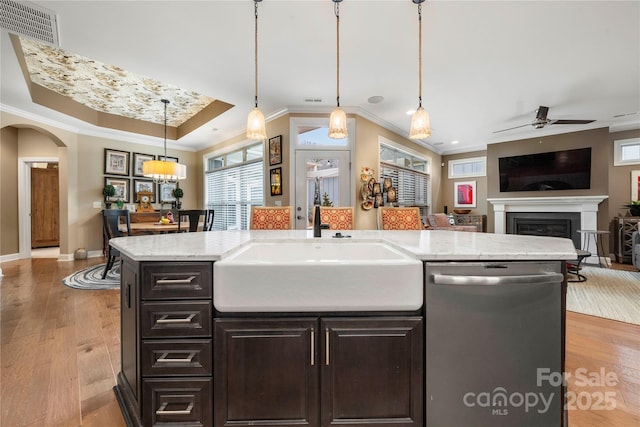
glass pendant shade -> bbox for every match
[328,107,348,139]
[246,106,267,140]
[409,106,431,139]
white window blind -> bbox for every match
[380,162,430,217]
[205,159,263,230]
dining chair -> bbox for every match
[102,209,131,279]
[177,209,208,232]
[250,206,293,230]
[203,209,215,231]
[378,206,424,230]
[315,206,354,230]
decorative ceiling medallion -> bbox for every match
[13,35,233,138]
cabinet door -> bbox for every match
[214,318,319,427]
[120,259,139,403]
[321,317,423,427]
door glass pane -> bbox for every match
[305,157,340,227]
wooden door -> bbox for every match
[321,317,424,427]
[31,166,59,248]
[214,318,319,427]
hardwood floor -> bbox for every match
[1,258,638,426]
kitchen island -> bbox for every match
[111,230,576,427]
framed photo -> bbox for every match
[104,149,130,176]
[454,180,476,208]
[159,182,177,203]
[632,170,640,201]
[104,177,130,202]
[132,152,155,177]
[268,135,282,166]
[270,167,282,196]
[164,156,179,163]
[133,179,156,203]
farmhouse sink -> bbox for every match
[213,240,423,312]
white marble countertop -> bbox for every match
[110,229,577,262]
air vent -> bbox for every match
[0,0,59,46]
[304,98,323,103]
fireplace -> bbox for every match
[507,212,581,248]
[488,195,608,264]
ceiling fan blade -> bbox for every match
[535,106,549,121]
[550,119,595,125]
[493,123,532,133]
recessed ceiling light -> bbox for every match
[451,140,459,144]
[406,110,415,115]
[368,95,384,104]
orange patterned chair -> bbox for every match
[315,206,354,230]
[250,206,293,230]
[379,207,424,230]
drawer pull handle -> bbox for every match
[310,328,315,366]
[157,351,197,363]
[156,276,197,285]
[156,314,196,324]
[156,402,194,415]
[325,328,330,366]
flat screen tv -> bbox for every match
[499,147,592,192]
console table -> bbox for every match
[614,217,640,264]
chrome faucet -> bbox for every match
[313,205,322,237]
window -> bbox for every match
[448,156,486,178]
[380,144,431,217]
[614,138,640,166]
[205,143,264,230]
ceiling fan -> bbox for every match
[493,106,595,133]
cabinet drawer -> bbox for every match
[141,262,212,300]
[141,301,212,338]
[142,339,212,377]
[142,377,212,427]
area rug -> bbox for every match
[567,267,640,325]
[62,261,120,290]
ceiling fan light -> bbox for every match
[246,107,267,140]
[409,106,431,139]
[328,107,348,139]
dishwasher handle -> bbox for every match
[432,272,564,286]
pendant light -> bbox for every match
[409,0,431,140]
[246,0,267,140]
[328,0,347,139]
[143,99,187,184]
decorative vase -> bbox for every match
[116,199,124,209]
[105,202,112,209]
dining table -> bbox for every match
[119,221,192,234]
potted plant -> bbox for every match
[623,200,640,217]
[102,184,116,209]
[172,186,184,210]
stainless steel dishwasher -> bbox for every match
[425,261,565,427]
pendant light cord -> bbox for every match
[254,0,259,109]
[418,2,422,108]
[162,98,169,161]
[335,1,340,108]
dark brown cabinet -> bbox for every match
[214,317,423,427]
[116,257,214,427]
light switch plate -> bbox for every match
[93,201,102,208]
[275,201,282,206]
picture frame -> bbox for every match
[632,170,640,201]
[133,179,156,203]
[132,152,155,177]
[270,167,282,196]
[159,182,177,203]
[104,149,130,176]
[104,177,130,203]
[454,180,476,208]
[163,156,179,163]
[268,135,282,166]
